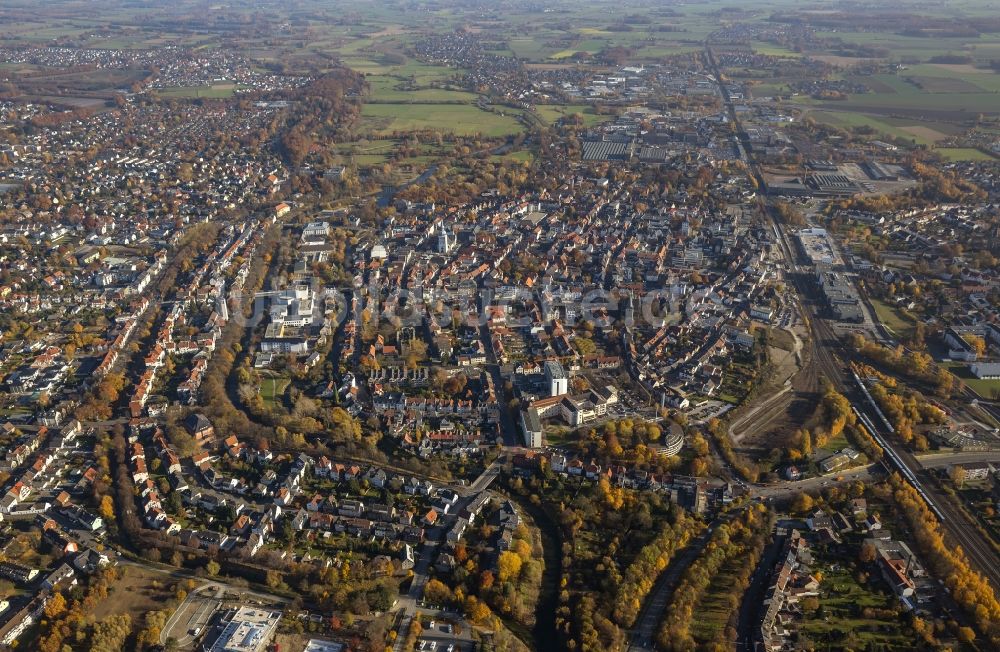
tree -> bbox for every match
[423,579,452,606]
[206,560,221,577]
[497,551,523,583]
[949,465,967,488]
[859,541,877,564]
[99,495,115,521]
[465,596,492,624]
[90,613,132,651]
[44,591,67,619]
[791,492,814,514]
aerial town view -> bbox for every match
[1,0,1000,650]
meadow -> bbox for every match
[360,103,523,137]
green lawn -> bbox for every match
[869,298,916,340]
[360,103,523,137]
[260,377,290,407]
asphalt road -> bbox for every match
[750,464,879,499]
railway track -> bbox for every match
[729,385,795,444]
[703,40,1000,594]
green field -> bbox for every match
[508,38,555,61]
[751,82,790,98]
[943,362,1000,399]
[551,39,608,60]
[260,377,290,407]
[933,147,997,162]
[360,103,523,137]
[807,109,958,146]
[534,104,607,127]
[869,298,917,340]
[493,149,535,164]
[752,42,803,58]
[365,74,476,104]
[156,84,241,99]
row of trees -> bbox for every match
[885,474,1000,645]
[544,475,699,652]
[655,505,772,651]
[611,511,701,627]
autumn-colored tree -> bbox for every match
[43,591,66,619]
[497,551,523,583]
[949,465,967,488]
[424,579,453,606]
[791,492,814,514]
[99,495,115,521]
[859,541,877,564]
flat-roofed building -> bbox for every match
[205,607,282,652]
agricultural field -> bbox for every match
[813,78,1000,120]
[806,109,965,146]
[933,147,997,161]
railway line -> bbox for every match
[703,41,1000,594]
[728,384,795,444]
